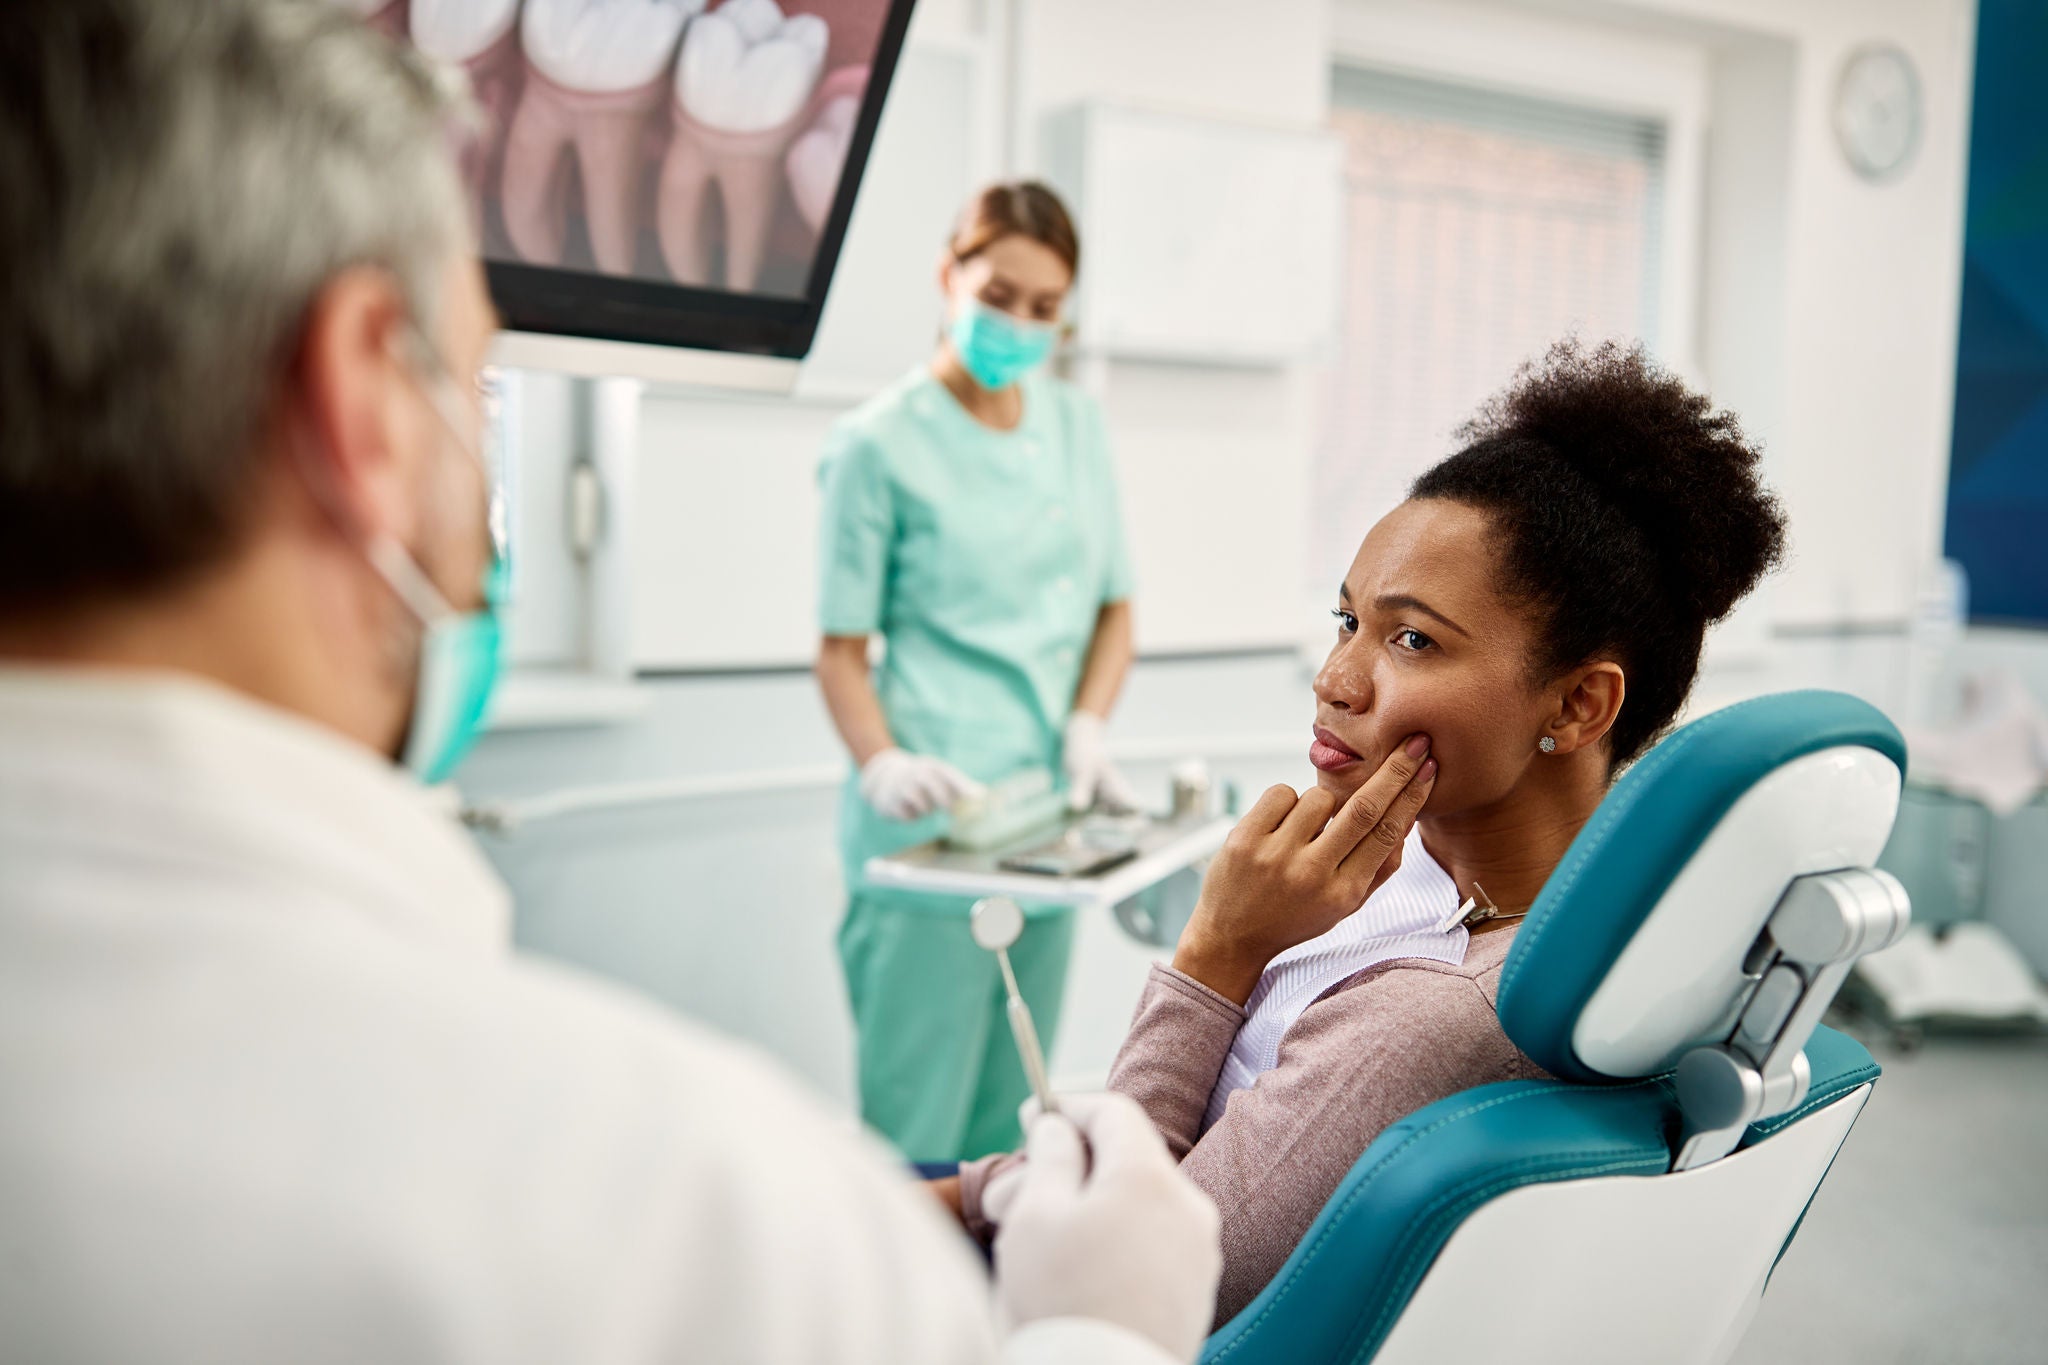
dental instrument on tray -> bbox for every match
[949,768,1143,876]
[947,770,1070,851]
[970,896,1059,1117]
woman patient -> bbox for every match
[938,339,1790,1325]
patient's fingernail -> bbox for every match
[1405,734,1430,759]
[1421,758,1437,780]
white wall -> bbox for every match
[465,0,2010,1108]
[1015,0,1333,657]
[1013,0,1330,131]
[1575,0,1980,628]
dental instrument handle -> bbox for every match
[1007,992,1060,1119]
[998,946,1060,1117]
[996,946,1027,1002]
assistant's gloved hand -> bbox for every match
[1062,711,1137,813]
[859,747,986,822]
[992,1093,1222,1363]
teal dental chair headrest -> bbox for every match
[1497,690,1906,1083]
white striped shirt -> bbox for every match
[1203,824,1469,1129]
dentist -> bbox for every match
[0,4,1218,1363]
[816,182,1138,1165]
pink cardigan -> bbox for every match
[961,925,1547,1326]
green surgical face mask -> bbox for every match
[949,297,1058,391]
[365,334,504,786]
[370,541,503,784]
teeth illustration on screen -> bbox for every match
[785,91,857,232]
[657,0,829,290]
[500,0,703,272]
[521,0,697,93]
[411,0,522,63]
[411,0,526,222]
[678,0,826,133]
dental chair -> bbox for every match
[1201,689,1911,1365]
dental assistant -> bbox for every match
[0,6,1221,1363]
[816,182,1137,1163]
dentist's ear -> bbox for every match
[1542,662,1626,757]
[290,265,418,547]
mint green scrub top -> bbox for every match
[818,367,1135,886]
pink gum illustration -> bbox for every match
[784,0,884,77]
[500,66,668,274]
[456,26,525,228]
[656,101,812,291]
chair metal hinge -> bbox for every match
[1671,867,1908,1172]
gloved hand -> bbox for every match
[992,1093,1222,1363]
[859,747,985,822]
[1062,711,1137,813]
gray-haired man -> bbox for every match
[0,4,1220,1362]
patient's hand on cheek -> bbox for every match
[1173,736,1436,1006]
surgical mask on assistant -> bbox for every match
[949,297,1058,391]
[364,334,505,786]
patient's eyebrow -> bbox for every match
[1374,593,1471,639]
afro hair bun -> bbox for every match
[1411,338,1787,765]
[1452,339,1786,627]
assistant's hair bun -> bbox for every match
[1454,339,1786,626]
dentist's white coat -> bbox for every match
[0,668,1169,1365]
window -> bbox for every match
[1313,68,1667,588]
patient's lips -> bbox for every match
[657,0,828,289]
[1310,726,1365,773]
[500,0,701,272]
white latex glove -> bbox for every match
[992,1093,1222,1364]
[859,747,985,822]
[1063,711,1137,813]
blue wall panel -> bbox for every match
[1945,0,2048,624]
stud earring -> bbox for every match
[1538,736,1557,753]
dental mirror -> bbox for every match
[971,894,1025,952]
[970,897,1058,1117]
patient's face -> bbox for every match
[1311,498,1556,817]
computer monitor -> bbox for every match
[348,0,917,387]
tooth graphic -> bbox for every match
[500,0,701,273]
[657,0,828,290]
[410,1,526,224]
[785,68,865,233]
[411,0,521,59]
